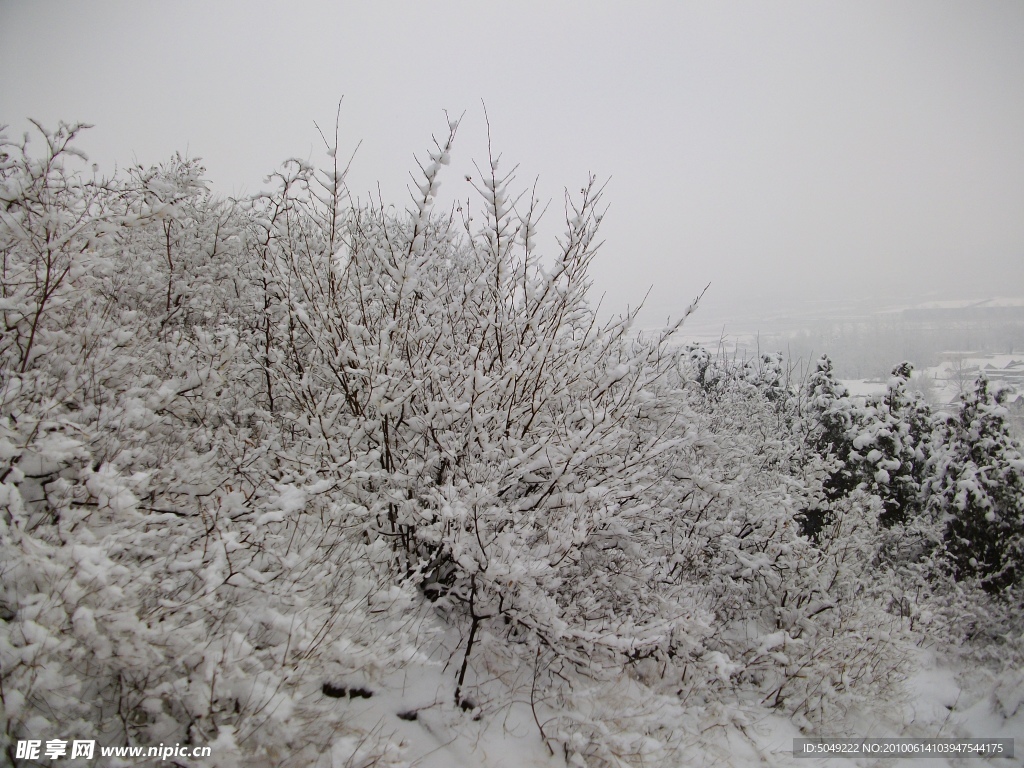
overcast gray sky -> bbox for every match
[2,1,1022,329]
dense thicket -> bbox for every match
[2,120,1022,767]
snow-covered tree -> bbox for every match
[850,363,931,528]
[930,375,1024,595]
[796,355,860,539]
[248,118,714,712]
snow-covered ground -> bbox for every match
[312,610,1023,768]
[314,652,1023,767]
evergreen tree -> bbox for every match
[931,375,1024,595]
[797,355,858,539]
[839,363,930,528]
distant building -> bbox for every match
[983,359,1024,387]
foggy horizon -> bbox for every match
[3,1,1023,331]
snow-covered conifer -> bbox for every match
[931,375,1024,595]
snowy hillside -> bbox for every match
[2,121,1022,767]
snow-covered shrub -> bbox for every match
[928,375,1024,596]
[655,351,907,731]
[0,122,114,379]
[0,122,425,765]
[247,119,713,715]
[2,439,428,764]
